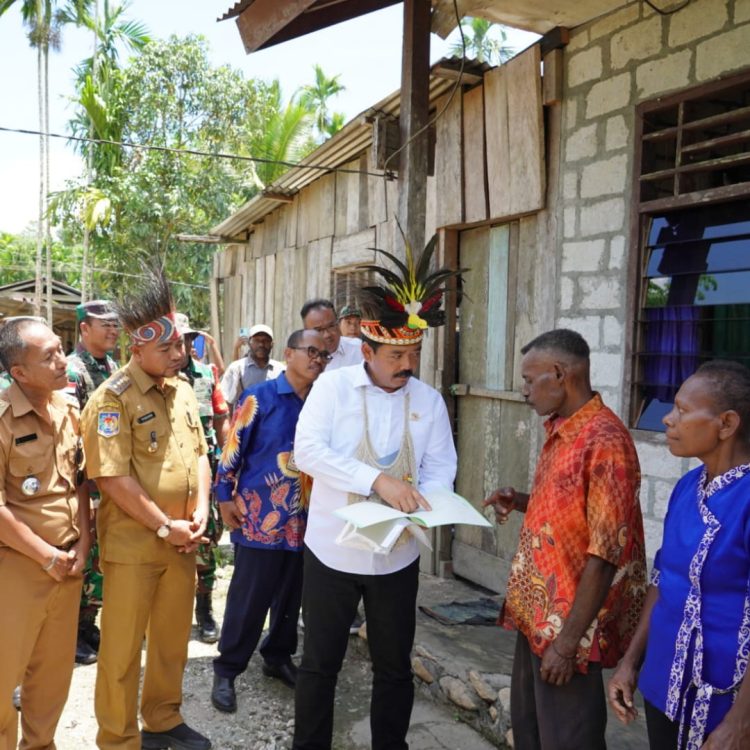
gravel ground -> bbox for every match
[51,557,495,750]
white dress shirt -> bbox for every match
[220,357,285,405]
[325,336,364,371]
[294,363,457,575]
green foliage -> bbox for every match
[247,80,315,187]
[0,231,83,287]
[57,35,281,323]
[299,64,346,141]
[450,17,515,65]
[51,30,347,325]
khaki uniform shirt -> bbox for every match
[0,382,81,548]
[81,359,207,563]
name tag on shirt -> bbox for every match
[137,412,156,424]
[15,433,37,445]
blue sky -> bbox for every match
[0,1,537,235]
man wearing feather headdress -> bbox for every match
[80,270,212,750]
[210,328,328,714]
[292,229,463,750]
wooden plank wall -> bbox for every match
[212,43,546,379]
[485,44,545,218]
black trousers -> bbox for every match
[644,700,682,750]
[293,547,419,750]
[510,632,607,750]
[213,545,303,679]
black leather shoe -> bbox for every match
[141,722,211,750]
[80,620,101,651]
[75,635,97,665]
[262,660,297,688]
[210,674,237,713]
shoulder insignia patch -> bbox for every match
[106,373,131,395]
[98,411,120,437]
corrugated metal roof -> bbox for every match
[218,0,253,22]
[211,58,489,238]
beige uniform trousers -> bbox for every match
[0,547,82,750]
[95,547,195,750]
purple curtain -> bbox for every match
[644,306,700,401]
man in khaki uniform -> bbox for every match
[0,316,90,750]
[81,272,212,750]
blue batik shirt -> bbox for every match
[215,372,309,551]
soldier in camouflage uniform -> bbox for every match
[176,313,229,643]
[66,300,120,664]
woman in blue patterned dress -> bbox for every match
[607,360,750,750]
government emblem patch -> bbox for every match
[98,411,120,437]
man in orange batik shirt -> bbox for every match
[485,328,647,750]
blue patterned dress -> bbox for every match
[639,464,750,749]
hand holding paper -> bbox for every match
[333,487,491,554]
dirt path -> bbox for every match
[52,562,496,750]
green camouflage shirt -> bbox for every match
[66,345,118,409]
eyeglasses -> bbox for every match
[291,346,333,363]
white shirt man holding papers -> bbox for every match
[292,232,463,750]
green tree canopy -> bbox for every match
[57,35,279,324]
[450,17,515,65]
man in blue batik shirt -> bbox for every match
[210,329,329,714]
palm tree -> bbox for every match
[63,0,149,300]
[450,17,515,65]
[248,81,315,187]
[0,0,87,317]
[299,64,346,140]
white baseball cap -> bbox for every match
[249,324,273,339]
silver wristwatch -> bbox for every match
[156,520,172,539]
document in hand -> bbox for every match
[333,488,492,554]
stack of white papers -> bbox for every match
[333,487,492,554]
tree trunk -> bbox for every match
[80,0,100,307]
[45,41,53,327]
[35,42,44,317]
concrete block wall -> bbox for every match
[557,0,750,559]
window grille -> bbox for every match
[631,72,750,431]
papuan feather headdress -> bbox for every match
[356,221,467,345]
[114,266,180,345]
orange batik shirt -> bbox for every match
[502,394,647,671]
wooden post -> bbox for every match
[397,0,431,256]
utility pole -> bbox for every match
[397,0,431,258]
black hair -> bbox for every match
[520,328,590,360]
[114,267,174,333]
[360,335,383,352]
[300,299,335,321]
[694,360,750,444]
[0,318,39,372]
[286,329,306,349]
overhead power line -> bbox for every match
[1,262,208,289]
[0,125,393,180]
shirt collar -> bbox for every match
[8,381,34,417]
[544,392,604,443]
[247,357,273,371]
[353,362,411,396]
[275,371,294,395]
[128,359,177,395]
[8,381,68,419]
